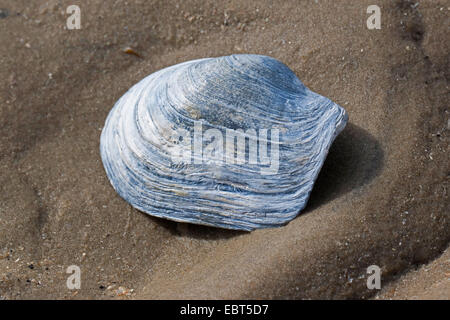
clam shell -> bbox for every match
[100,54,348,231]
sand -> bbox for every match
[0,0,448,299]
[376,246,449,299]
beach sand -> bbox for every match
[0,0,448,299]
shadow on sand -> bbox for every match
[305,123,384,211]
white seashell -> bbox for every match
[100,54,348,231]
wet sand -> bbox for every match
[0,0,448,299]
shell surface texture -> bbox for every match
[100,54,348,231]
